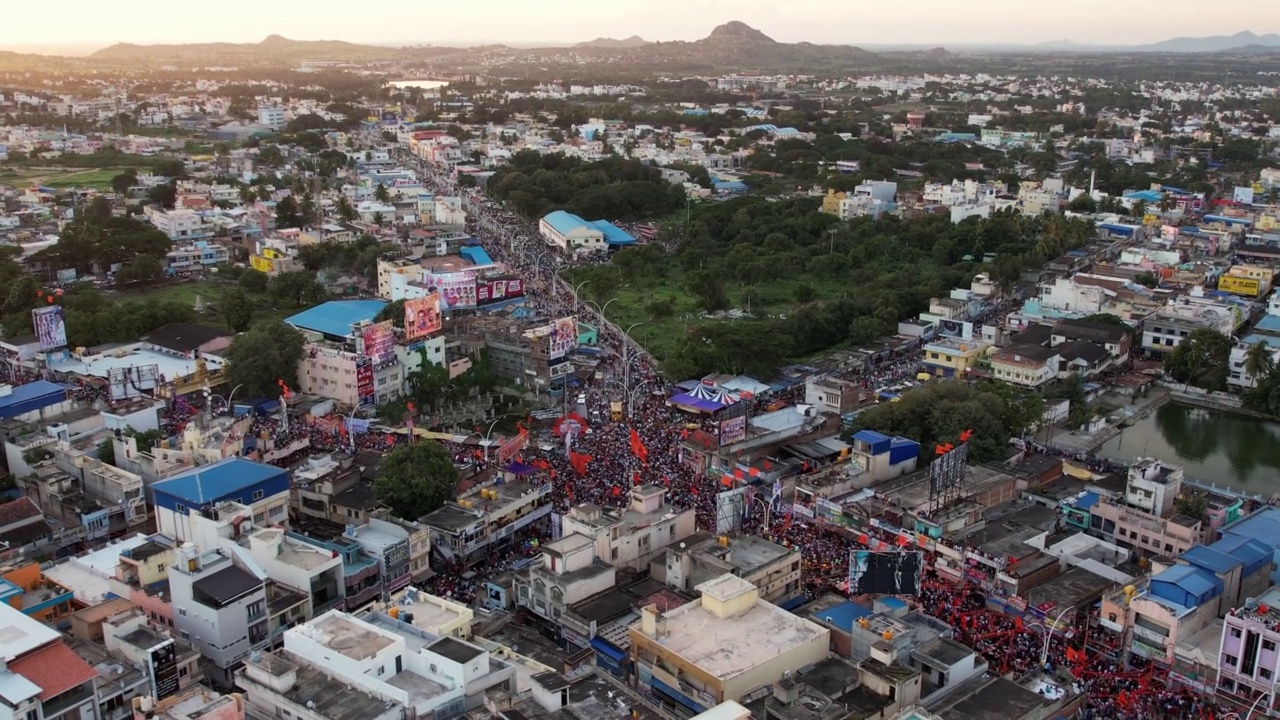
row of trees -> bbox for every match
[486,151,685,221]
[32,198,171,274]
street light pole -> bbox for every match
[622,322,646,415]
[573,281,590,311]
[482,416,504,462]
[1040,606,1075,668]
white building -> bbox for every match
[237,609,515,720]
[257,107,286,130]
[145,207,213,243]
[561,485,697,572]
[0,602,100,720]
[168,544,270,689]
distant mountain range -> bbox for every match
[48,25,1280,66]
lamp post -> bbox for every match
[1040,606,1075,668]
[622,322,646,415]
[587,298,619,321]
[627,382,650,418]
[481,412,523,462]
[1224,692,1272,720]
[224,384,244,414]
[573,281,590,311]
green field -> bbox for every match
[116,278,230,307]
[0,166,134,191]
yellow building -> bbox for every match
[921,338,989,378]
[821,189,847,216]
[628,574,829,712]
[1219,264,1274,297]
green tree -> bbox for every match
[372,441,460,520]
[224,323,306,397]
[238,270,269,293]
[371,211,385,226]
[1163,328,1232,392]
[374,183,391,203]
[1244,341,1276,383]
[269,271,326,308]
[110,168,139,195]
[686,269,729,312]
[118,254,164,285]
[337,196,357,222]
[275,195,303,229]
[408,358,451,409]
[221,287,256,332]
[147,181,177,209]
[1130,199,1147,218]
[1173,491,1208,520]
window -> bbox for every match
[253,490,265,501]
[1265,639,1276,651]
[1232,627,1243,638]
[176,504,186,514]
[1224,654,1238,667]
[178,608,187,617]
[1262,668,1274,680]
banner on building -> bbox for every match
[1218,275,1261,297]
[403,294,442,340]
[356,358,375,409]
[361,321,397,366]
[426,271,477,310]
[32,305,66,350]
[1234,186,1256,205]
[476,278,524,305]
[496,427,529,463]
[719,415,747,446]
[549,316,578,360]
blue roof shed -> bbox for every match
[542,210,592,237]
[810,601,872,633]
[285,300,386,338]
[852,430,891,455]
[589,220,636,246]
[460,246,492,265]
[1149,565,1223,609]
[152,457,289,514]
[0,381,72,419]
[1211,533,1274,577]
[1182,545,1242,576]
[888,437,920,466]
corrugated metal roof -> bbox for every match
[284,300,386,338]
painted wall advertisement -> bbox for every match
[719,415,747,446]
[361,321,397,366]
[356,357,375,409]
[1218,275,1261,297]
[548,316,578,360]
[32,305,67,350]
[426,271,477,310]
[476,278,524,305]
[403,293,442,341]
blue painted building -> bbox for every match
[0,381,72,420]
[152,458,291,542]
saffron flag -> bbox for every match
[629,428,649,464]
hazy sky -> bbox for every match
[1,0,1272,50]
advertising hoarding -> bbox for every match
[32,305,67,350]
[148,640,180,700]
[848,550,923,596]
[548,316,578,360]
[426,271,477,310]
[1219,275,1261,297]
[356,358,375,409]
[476,278,525,305]
[719,415,747,446]
[250,255,274,273]
[361,321,397,367]
[403,294,442,341]
[1234,187,1256,205]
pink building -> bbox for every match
[1218,586,1280,715]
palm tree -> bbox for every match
[1157,193,1176,216]
[1244,341,1275,384]
[1130,199,1147,219]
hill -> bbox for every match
[704,21,775,43]
[601,21,875,71]
[575,35,648,48]
[1134,30,1280,53]
[89,34,417,63]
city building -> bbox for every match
[342,518,413,598]
[421,480,553,569]
[538,210,635,255]
[1217,586,1280,715]
[144,207,213,243]
[290,519,384,610]
[561,485,697,572]
[164,242,230,272]
[653,532,803,603]
[513,533,615,626]
[129,688,245,720]
[1087,459,1203,557]
[1142,297,1240,354]
[151,458,291,542]
[167,544,270,689]
[628,574,829,711]
[0,601,100,720]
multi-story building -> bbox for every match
[804,373,871,416]
[342,518,413,598]
[1142,298,1240,354]
[513,533,615,626]
[989,344,1061,388]
[164,241,230,272]
[561,485,697,572]
[289,519,383,610]
[129,688,245,720]
[920,337,989,378]
[0,561,75,627]
[652,533,803,604]
[144,207,213,243]
[167,545,270,689]
[0,601,101,720]
[257,107,285,130]
[151,458,291,542]
[1217,586,1280,714]
[422,480,553,570]
[629,574,828,712]
[236,609,515,719]
[1088,459,1203,557]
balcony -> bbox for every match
[1132,623,1170,646]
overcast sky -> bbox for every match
[1,0,1272,50]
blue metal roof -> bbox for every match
[1212,535,1273,576]
[810,601,872,632]
[460,246,492,266]
[589,220,636,245]
[542,210,592,236]
[1076,491,1100,510]
[1151,564,1223,606]
[1124,190,1163,202]
[285,300,386,338]
[1225,507,1280,551]
[0,381,71,419]
[152,457,286,505]
[1182,545,1242,575]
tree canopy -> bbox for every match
[487,151,684,221]
[849,381,1045,463]
[1163,329,1231,392]
[33,198,171,274]
[224,323,306,398]
[372,441,460,520]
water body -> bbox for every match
[385,79,449,90]
[1097,402,1280,495]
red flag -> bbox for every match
[629,428,649,464]
[612,485,621,497]
[959,428,974,443]
[662,476,670,487]
[633,471,642,485]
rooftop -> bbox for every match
[9,639,99,701]
[426,635,484,664]
[284,300,387,338]
[638,585,826,680]
[44,534,151,605]
[153,457,284,505]
[192,564,262,606]
[940,677,1051,720]
[693,534,793,577]
[0,602,61,660]
[248,653,401,720]
[142,323,231,353]
[0,381,71,418]
[53,345,221,383]
[304,612,397,661]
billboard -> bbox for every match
[356,357,375,409]
[109,364,160,402]
[719,415,747,446]
[1219,275,1261,297]
[32,305,66,350]
[848,550,923,596]
[476,278,525,305]
[148,640,180,700]
[937,319,974,341]
[1235,187,1256,205]
[426,271,477,310]
[548,316,578,360]
[250,255,274,273]
[403,294,442,341]
[362,321,397,367]
[929,442,969,498]
[715,485,750,534]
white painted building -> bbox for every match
[169,544,270,689]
